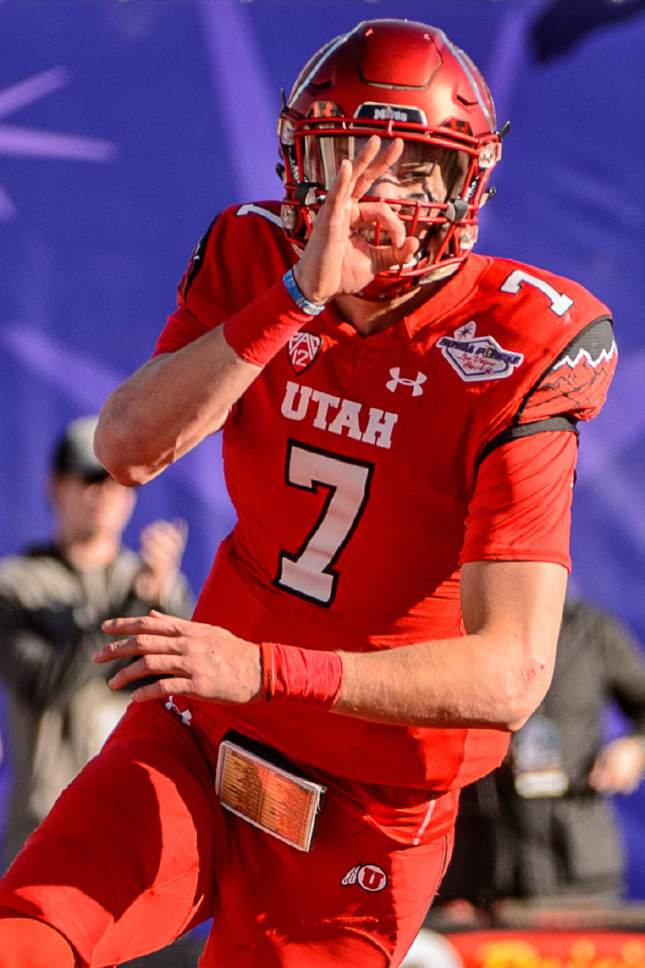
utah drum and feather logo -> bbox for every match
[341,863,388,893]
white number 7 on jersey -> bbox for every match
[275,441,373,606]
[500,269,574,317]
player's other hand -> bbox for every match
[588,736,645,795]
[134,518,188,603]
[94,611,262,705]
[293,135,419,303]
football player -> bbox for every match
[0,19,616,968]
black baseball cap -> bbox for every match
[51,415,109,481]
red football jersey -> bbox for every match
[154,202,615,791]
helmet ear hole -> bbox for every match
[275,162,286,184]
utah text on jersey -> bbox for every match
[281,380,399,450]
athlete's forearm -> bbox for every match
[335,630,551,730]
[96,326,260,485]
[96,277,315,485]
[96,564,565,728]
[334,561,564,730]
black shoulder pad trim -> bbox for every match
[476,315,613,468]
[561,316,615,360]
[181,217,217,299]
[514,315,614,423]
[479,415,579,464]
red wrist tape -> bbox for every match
[260,642,343,709]
[223,279,312,368]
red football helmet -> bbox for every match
[278,20,504,299]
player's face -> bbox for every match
[367,141,467,208]
[305,135,468,252]
[305,136,467,203]
[51,473,136,543]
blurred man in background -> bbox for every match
[0,415,193,867]
[434,597,645,914]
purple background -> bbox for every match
[1,0,644,895]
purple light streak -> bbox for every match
[0,124,117,162]
[198,0,279,201]
[485,3,541,129]
[0,184,17,221]
[0,67,71,120]
[0,66,118,220]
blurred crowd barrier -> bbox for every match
[406,903,645,967]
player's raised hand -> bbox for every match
[134,518,188,602]
[293,135,419,303]
[588,736,645,795]
[94,610,262,705]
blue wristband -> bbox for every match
[283,268,327,316]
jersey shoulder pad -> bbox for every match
[177,200,293,315]
[223,200,292,260]
[477,255,611,332]
[517,316,617,425]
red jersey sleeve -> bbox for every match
[461,430,577,570]
[153,203,297,357]
[462,317,617,569]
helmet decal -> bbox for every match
[289,31,350,106]
[437,30,496,131]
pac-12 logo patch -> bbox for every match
[287,332,322,373]
[341,864,388,893]
[437,321,524,382]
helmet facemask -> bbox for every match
[279,115,501,300]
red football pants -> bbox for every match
[0,701,454,967]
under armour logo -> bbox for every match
[386,368,427,396]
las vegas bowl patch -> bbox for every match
[438,321,523,382]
